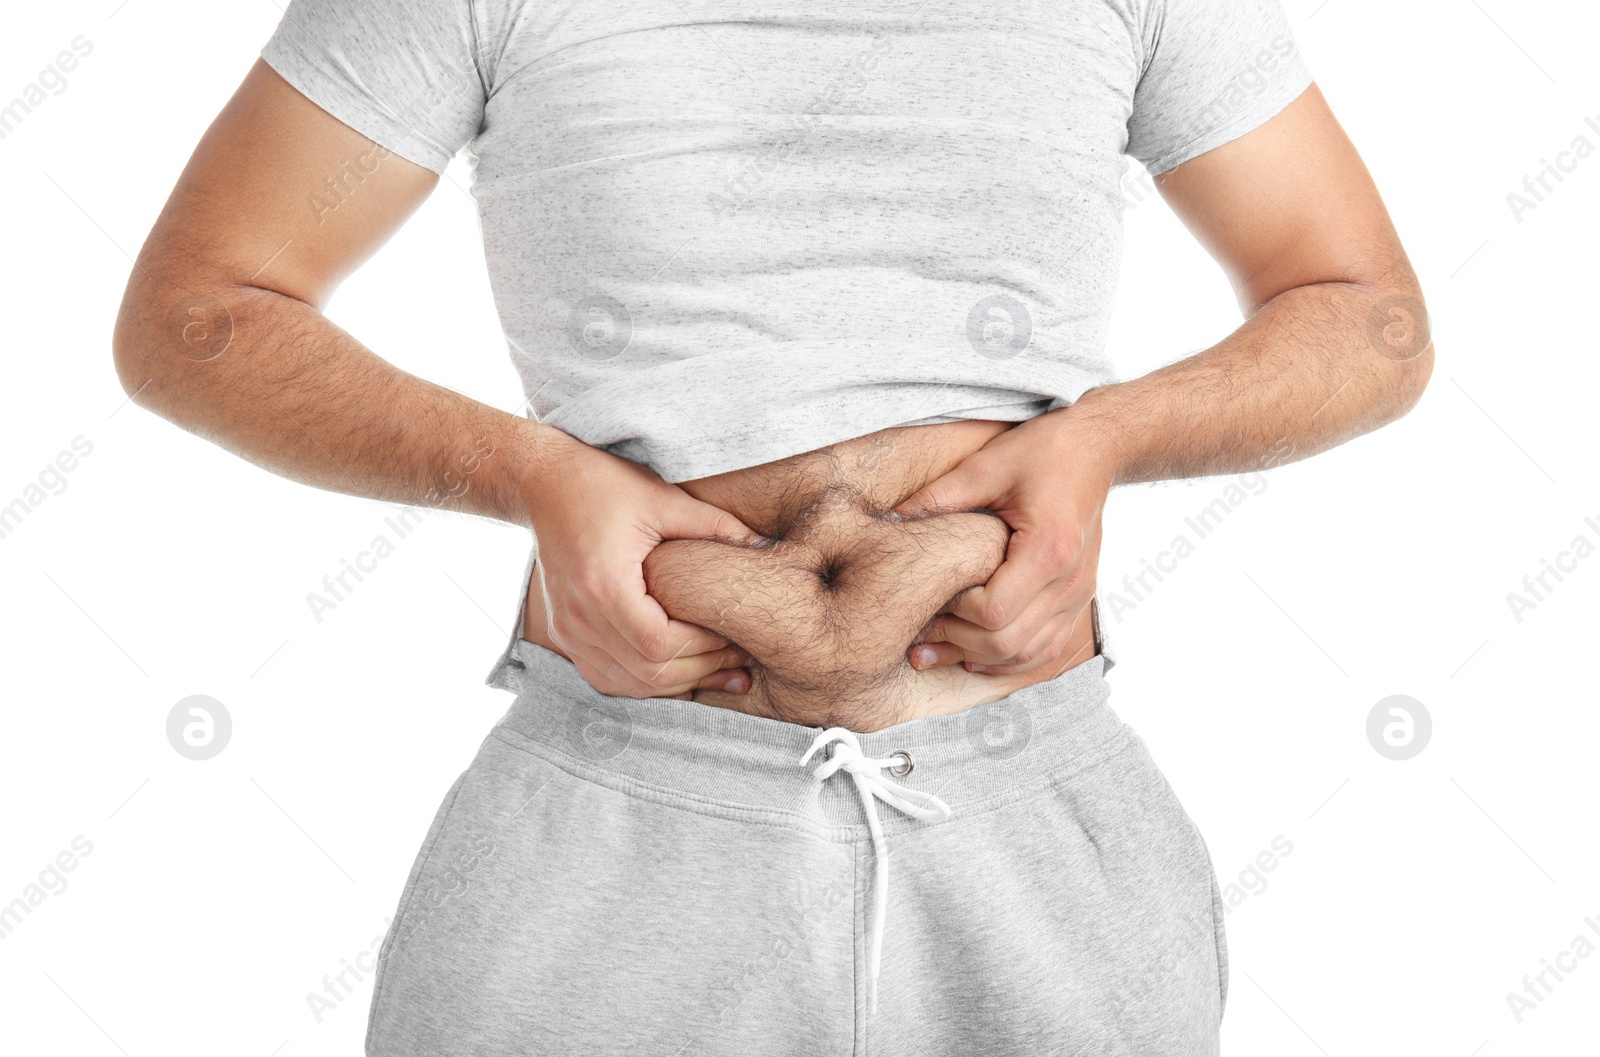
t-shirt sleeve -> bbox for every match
[1126,0,1313,175]
[260,0,486,175]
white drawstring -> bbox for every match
[800,727,954,1014]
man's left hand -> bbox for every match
[892,408,1118,676]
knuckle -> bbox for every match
[976,600,1008,630]
[572,565,612,600]
[988,630,1024,658]
[640,665,678,690]
[549,610,590,643]
[635,631,672,664]
[1040,534,1078,568]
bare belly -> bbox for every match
[522,419,1099,732]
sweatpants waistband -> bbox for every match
[490,638,1133,833]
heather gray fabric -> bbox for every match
[365,640,1227,1055]
[260,0,1311,483]
[260,0,1309,693]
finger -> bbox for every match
[892,461,995,520]
[908,639,969,670]
[571,642,749,699]
[658,493,765,546]
[914,611,1014,665]
[551,593,726,695]
[654,644,749,694]
[951,528,1077,632]
[932,587,1070,667]
[692,662,752,695]
[596,569,730,669]
[965,606,1095,677]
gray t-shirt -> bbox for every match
[260,0,1311,688]
[261,0,1311,484]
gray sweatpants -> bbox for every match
[366,641,1227,1055]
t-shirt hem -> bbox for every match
[1141,64,1314,175]
[259,38,455,175]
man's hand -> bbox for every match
[527,433,766,699]
[892,411,1116,676]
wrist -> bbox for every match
[511,419,584,530]
[1045,386,1140,487]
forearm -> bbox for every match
[1067,279,1434,485]
[112,274,571,527]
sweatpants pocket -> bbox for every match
[1148,753,1229,1021]
[366,766,471,1043]
[1207,857,1230,1015]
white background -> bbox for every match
[2,0,1596,1054]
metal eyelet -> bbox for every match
[889,750,914,777]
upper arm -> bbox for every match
[124,0,485,311]
[132,58,442,311]
[1152,83,1422,314]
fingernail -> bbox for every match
[967,662,987,673]
[719,672,746,693]
[911,646,933,668]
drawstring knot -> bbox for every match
[801,727,954,1014]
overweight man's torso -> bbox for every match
[522,419,1098,731]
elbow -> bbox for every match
[111,273,238,415]
[110,305,152,406]
[1392,336,1434,419]
[1367,281,1434,423]
[111,272,164,408]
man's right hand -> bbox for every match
[525,432,764,700]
